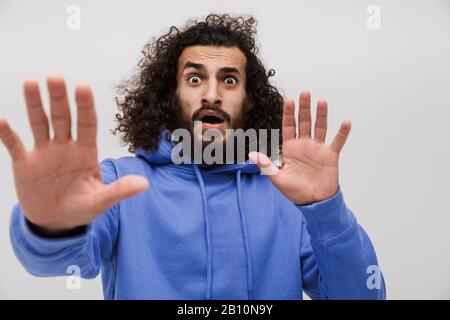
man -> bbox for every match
[0,14,385,299]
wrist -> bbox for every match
[294,186,339,206]
[25,218,87,238]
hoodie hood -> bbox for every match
[135,128,261,175]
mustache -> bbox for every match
[191,103,231,123]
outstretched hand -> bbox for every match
[0,76,148,232]
[249,90,351,205]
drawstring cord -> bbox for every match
[236,170,254,300]
[192,163,213,300]
[192,164,254,300]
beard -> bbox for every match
[170,95,248,166]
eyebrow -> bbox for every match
[182,61,241,75]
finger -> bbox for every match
[298,90,312,138]
[314,99,328,143]
[47,75,72,143]
[75,84,97,148]
[282,99,296,142]
[248,151,279,177]
[330,120,351,153]
[0,117,27,162]
[97,175,149,212]
[23,79,50,148]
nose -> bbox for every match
[202,79,221,105]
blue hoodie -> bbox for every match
[10,130,386,300]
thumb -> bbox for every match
[248,151,280,177]
[98,175,149,210]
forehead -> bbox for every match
[178,45,246,74]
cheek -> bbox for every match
[228,92,246,118]
[178,88,199,117]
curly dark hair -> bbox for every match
[112,13,284,156]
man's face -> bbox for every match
[175,45,247,142]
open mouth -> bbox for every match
[198,110,226,125]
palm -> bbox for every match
[0,76,148,232]
[249,91,351,205]
[13,142,103,230]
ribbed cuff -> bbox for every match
[11,204,90,254]
[296,186,355,241]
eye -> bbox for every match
[224,77,238,85]
[187,75,202,85]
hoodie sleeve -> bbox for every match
[9,159,120,279]
[297,186,386,300]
